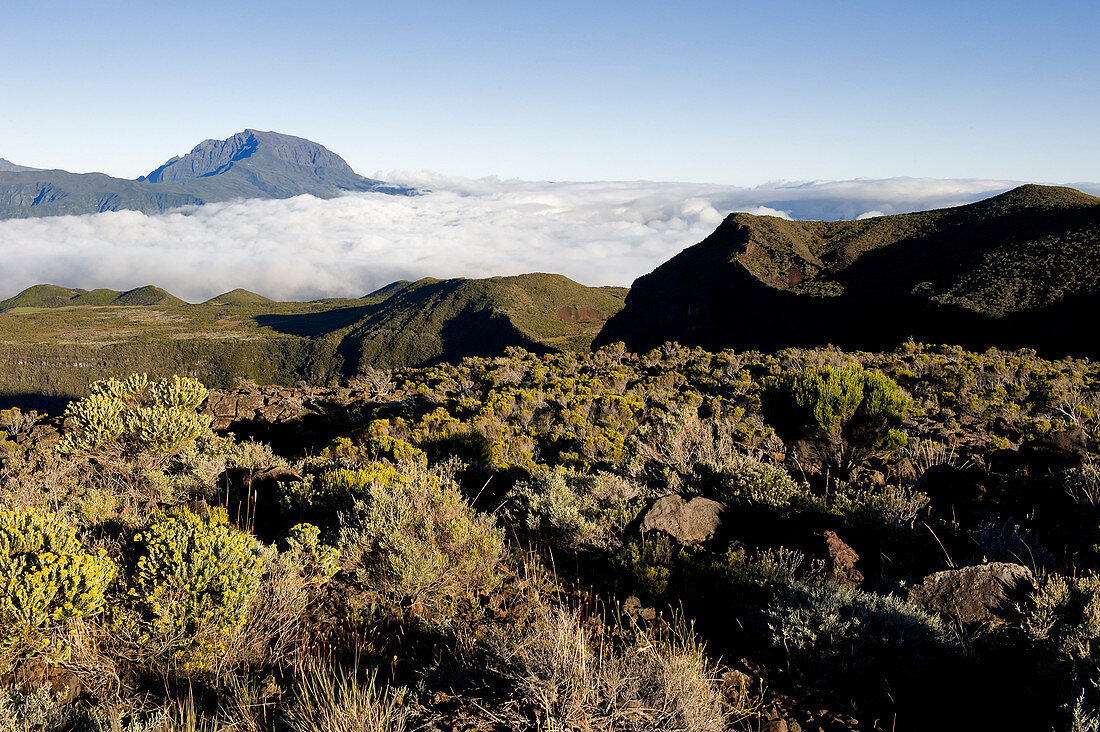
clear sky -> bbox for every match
[1,0,1097,185]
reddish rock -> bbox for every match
[823,530,863,588]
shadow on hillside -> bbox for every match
[0,393,72,416]
[254,304,375,337]
[432,308,552,364]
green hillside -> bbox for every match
[339,273,628,370]
[0,284,96,311]
[112,285,186,307]
[1,284,182,311]
[204,289,276,307]
[0,273,626,401]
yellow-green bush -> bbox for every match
[283,523,341,585]
[117,506,263,670]
[58,374,211,461]
[0,507,115,668]
[1023,572,1100,662]
[322,419,427,467]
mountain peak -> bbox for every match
[982,183,1100,210]
[140,129,356,183]
[0,158,40,173]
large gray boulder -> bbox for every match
[908,562,1033,625]
[640,494,723,545]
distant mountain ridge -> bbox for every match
[0,158,40,173]
[596,184,1100,357]
[0,129,412,219]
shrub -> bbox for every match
[0,507,115,670]
[762,363,909,475]
[715,546,810,589]
[226,527,341,669]
[765,581,956,688]
[117,506,263,670]
[1020,573,1100,724]
[1023,572,1100,663]
[293,462,412,522]
[284,523,341,585]
[712,455,808,510]
[503,468,641,551]
[322,420,426,467]
[336,462,504,610]
[0,684,82,732]
[58,374,212,464]
[832,483,930,531]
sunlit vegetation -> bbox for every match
[4,340,1100,729]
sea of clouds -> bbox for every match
[2,174,1090,302]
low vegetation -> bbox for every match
[3,338,1100,730]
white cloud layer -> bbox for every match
[1,175,1093,302]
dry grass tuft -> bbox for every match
[490,605,729,732]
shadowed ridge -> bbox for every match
[596,185,1100,357]
[337,273,628,370]
[363,280,414,301]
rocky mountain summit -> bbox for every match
[0,129,412,219]
[141,129,356,183]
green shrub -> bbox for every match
[762,363,909,475]
[58,374,211,463]
[617,536,680,598]
[712,546,809,589]
[117,506,263,670]
[1023,572,1100,663]
[336,463,504,611]
[322,420,426,467]
[0,507,115,669]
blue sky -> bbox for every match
[1,0,1097,185]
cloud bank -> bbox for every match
[0,175,1089,302]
